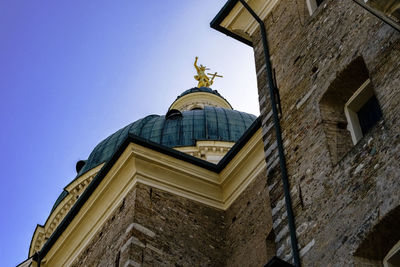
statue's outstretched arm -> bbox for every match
[194,57,198,68]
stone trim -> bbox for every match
[29,164,103,257]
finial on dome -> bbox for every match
[193,57,223,88]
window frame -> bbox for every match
[344,79,377,144]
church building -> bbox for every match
[19,58,278,266]
[19,0,400,266]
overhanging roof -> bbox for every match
[211,0,253,46]
[211,0,279,46]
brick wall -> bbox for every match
[71,183,226,267]
[71,168,273,267]
[252,0,400,265]
[224,168,273,267]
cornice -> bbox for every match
[29,225,45,258]
[65,164,103,193]
[44,148,136,266]
[175,140,235,163]
[29,164,103,257]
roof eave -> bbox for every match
[210,0,253,47]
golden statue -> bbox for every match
[194,57,223,87]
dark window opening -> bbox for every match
[166,109,182,119]
[357,95,383,135]
[316,0,324,6]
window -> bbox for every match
[344,79,383,144]
[319,57,383,163]
[307,0,325,15]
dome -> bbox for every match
[77,106,257,177]
[46,87,258,235]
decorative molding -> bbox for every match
[29,164,103,257]
[175,140,235,163]
[30,225,45,257]
[170,92,232,111]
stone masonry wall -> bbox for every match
[252,0,400,265]
[224,168,274,267]
[71,183,226,267]
[70,167,274,267]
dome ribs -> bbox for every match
[213,107,220,140]
[162,116,181,147]
[143,116,159,141]
[136,115,159,140]
[237,110,247,132]
[217,107,230,141]
[159,117,167,146]
[229,110,246,141]
[148,116,164,144]
[111,124,130,156]
[180,111,194,147]
[178,113,183,147]
[192,109,205,144]
[204,107,219,141]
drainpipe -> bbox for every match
[238,1,301,266]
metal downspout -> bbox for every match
[238,1,301,266]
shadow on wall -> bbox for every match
[353,205,400,266]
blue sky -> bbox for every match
[0,1,258,266]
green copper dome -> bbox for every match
[77,106,256,177]
[49,88,258,214]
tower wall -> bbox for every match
[252,0,400,265]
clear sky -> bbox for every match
[0,1,258,266]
